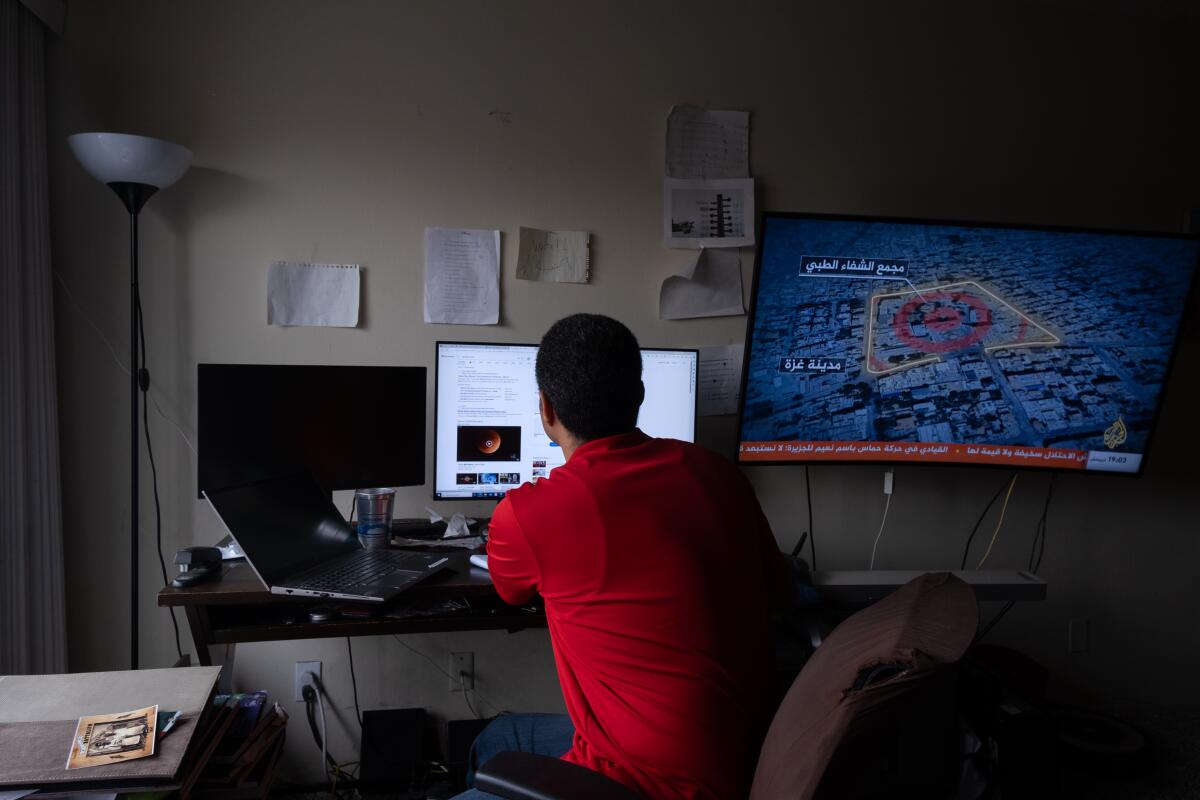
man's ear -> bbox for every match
[539,390,557,429]
[637,380,646,407]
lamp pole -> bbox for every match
[112,181,156,670]
[130,197,140,670]
[68,133,190,670]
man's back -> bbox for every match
[487,430,785,800]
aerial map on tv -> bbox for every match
[738,215,1198,473]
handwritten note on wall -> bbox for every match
[515,227,591,283]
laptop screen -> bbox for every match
[204,472,360,587]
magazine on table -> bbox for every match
[66,705,158,770]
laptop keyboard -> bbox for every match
[289,551,426,593]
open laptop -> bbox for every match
[204,472,450,602]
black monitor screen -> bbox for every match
[737,213,1199,474]
[198,364,426,495]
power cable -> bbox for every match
[301,684,332,781]
[135,290,183,663]
[975,474,1018,569]
[960,471,1017,569]
[804,465,816,570]
[974,474,1058,644]
[313,679,330,782]
[391,635,503,716]
[1028,473,1057,572]
[301,675,356,788]
[53,268,196,455]
[460,671,481,719]
[346,637,363,729]
[344,640,407,780]
[975,600,1016,644]
[869,493,894,570]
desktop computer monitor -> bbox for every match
[434,342,698,499]
[198,363,426,496]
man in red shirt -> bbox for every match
[458,314,787,800]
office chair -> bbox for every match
[475,572,978,800]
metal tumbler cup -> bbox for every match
[354,487,395,549]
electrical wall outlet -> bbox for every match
[449,652,474,691]
[295,660,321,701]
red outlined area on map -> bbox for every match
[865,280,1061,376]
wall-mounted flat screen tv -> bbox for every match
[737,212,1199,474]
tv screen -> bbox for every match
[737,213,1199,474]
[434,343,697,499]
[198,364,426,495]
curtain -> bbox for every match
[0,0,68,674]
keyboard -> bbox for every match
[289,550,425,592]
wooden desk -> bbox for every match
[157,551,545,666]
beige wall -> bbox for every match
[46,0,1199,781]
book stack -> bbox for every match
[0,669,290,798]
[183,691,288,799]
[0,666,222,795]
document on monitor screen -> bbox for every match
[435,344,696,499]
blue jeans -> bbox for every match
[452,713,575,799]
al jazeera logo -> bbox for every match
[1103,415,1127,449]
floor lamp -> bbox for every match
[68,132,191,670]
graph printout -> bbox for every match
[664,178,755,249]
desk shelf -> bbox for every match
[159,552,545,664]
[201,601,546,646]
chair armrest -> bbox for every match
[474,751,643,800]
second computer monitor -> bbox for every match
[435,342,697,499]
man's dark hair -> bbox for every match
[535,314,643,441]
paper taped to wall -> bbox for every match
[698,344,744,416]
[664,178,754,249]
[666,106,750,180]
[424,228,501,325]
[267,261,360,327]
[659,247,744,320]
[516,227,591,283]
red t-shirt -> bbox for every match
[486,430,786,800]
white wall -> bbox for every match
[46,0,1200,781]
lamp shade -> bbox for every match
[68,132,191,189]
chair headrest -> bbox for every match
[749,572,978,800]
